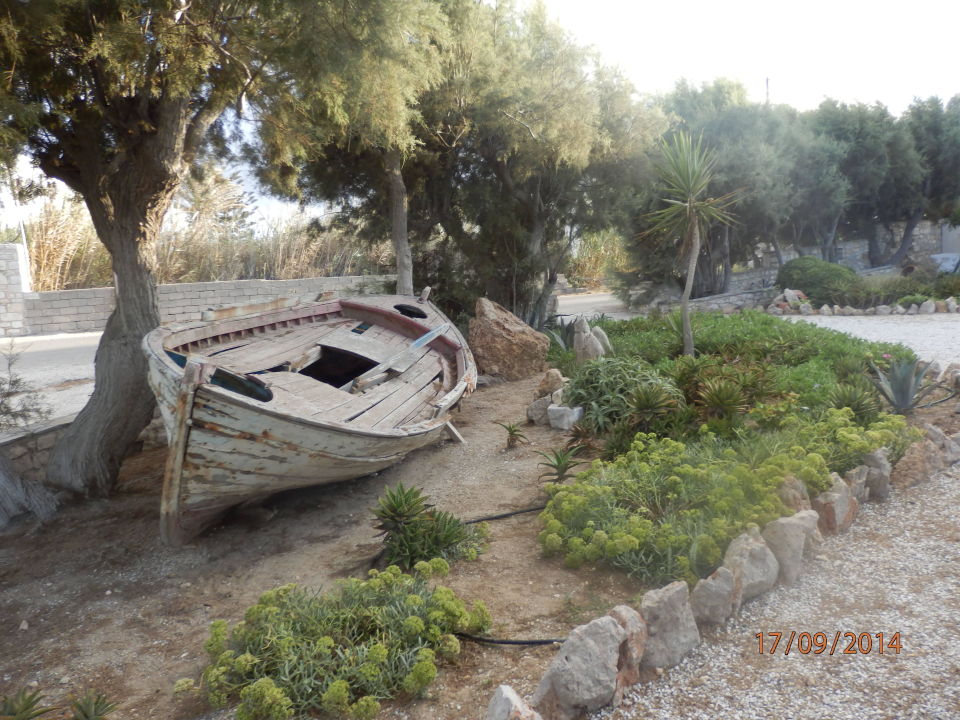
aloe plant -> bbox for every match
[869,359,939,414]
[494,421,528,449]
[0,689,57,720]
[535,446,585,482]
[70,691,117,720]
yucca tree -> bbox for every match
[643,133,739,355]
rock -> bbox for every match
[591,326,614,354]
[766,304,783,315]
[864,306,876,315]
[811,474,858,534]
[799,303,813,315]
[843,465,870,503]
[922,423,960,464]
[906,303,919,315]
[761,516,808,585]
[891,439,944,488]
[790,509,823,556]
[548,404,584,431]
[842,305,859,316]
[640,581,700,668]
[469,298,549,380]
[532,616,625,720]
[833,305,843,316]
[919,299,937,314]
[819,304,833,316]
[536,369,566,399]
[875,304,892,315]
[776,474,811,511]
[607,605,647,704]
[863,448,892,501]
[527,396,553,426]
[722,527,779,601]
[946,297,958,313]
[935,300,948,313]
[551,387,564,405]
[476,374,504,387]
[19,620,28,631]
[892,304,907,315]
[573,317,605,364]
[487,685,543,720]
[783,288,802,304]
[689,567,736,626]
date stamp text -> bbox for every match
[756,631,902,655]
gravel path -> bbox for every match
[788,314,960,367]
[594,467,960,720]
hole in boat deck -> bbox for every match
[298,347,378,388]
[393,303,428,319]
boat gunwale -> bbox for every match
[143,295,475,440]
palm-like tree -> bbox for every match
[643,132,739,355]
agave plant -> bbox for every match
[869,359,945,414]
[697,378,747,421]
[626,383,683,431]
[565,422,598,452]
[535,446,585,482]
[70,691,117,720]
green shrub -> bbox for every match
[933,272,960,298]
[775,256,857,306]
[538,412,918,584]
[897,293,929,307]
[192,565,490,718]
[828,274,930,308]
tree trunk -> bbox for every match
[721,227,732,292]
[886,206,924,266]
[45,208,164,496]
[386,150,414,296]
[0,452,58,528]
[681,222,700,356]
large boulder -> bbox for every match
[591,326,614,355]
[722,526,779,602]
[863,448,892,500]
[532,616,625,720]
[761,515,811,586]
[469,298,550,380]
[527,395,553,426]
[486,686,542,720]
[777,474,811,511]
[640,581,700,668]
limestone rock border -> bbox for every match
[484,431,960,720]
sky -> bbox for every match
[537,0,960,116]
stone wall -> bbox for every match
[0,265,396,337]
[0,413,75,487]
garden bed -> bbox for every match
[2,312,958,720]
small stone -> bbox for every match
[761,517,807,585]
[892,304,907,315]
[906,303,919,315]
[777,474,811,512]
[526,396,553,426]
[59,676,70,685]
[486,685,542,720]
[607,605,647,704]
[919,299,936,314]
[690,567,736,625]
[819,304,833,316]
[547,404,584,431]
[799,303,813,315]
[532,616,625,720]
[833,305,843,316]
[843,465,870,503]
[863,448,892,501]
[842,305,859,316]
[105,590,112,596]
[19,620,28,631]
[640,581,700,668]
[723,527,779,601]
[864,306,876,315]
[535,369,565,399]
[811,474,858,533]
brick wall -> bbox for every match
[1,272,396,337]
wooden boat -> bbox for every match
[143,292,476,545]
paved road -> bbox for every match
[5,332,100,419]
[556,291,637,320]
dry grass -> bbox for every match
[16,170,392,291]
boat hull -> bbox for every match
[144,295,474,545]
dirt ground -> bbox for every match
[0,377,639,720]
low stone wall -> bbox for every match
[0,413,76,487]
[16,274,396,336]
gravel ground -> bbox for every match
[595,465,960,720]
[787,314,960,367]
